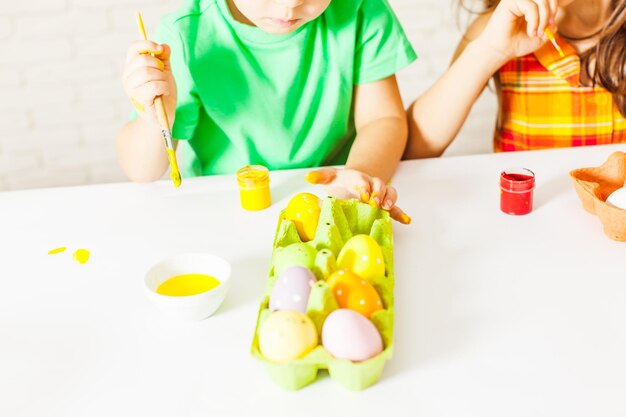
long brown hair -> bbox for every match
[459,0,626,117]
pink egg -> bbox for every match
[322,309,383,362]
[269,266,317,313]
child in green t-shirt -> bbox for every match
[118,0,416,223]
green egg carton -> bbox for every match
[250,196,395,391]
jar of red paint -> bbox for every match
[500,168,535,215]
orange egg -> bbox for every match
[326,269,383,318]
[284,193,321,242]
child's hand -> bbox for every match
[306,168,411,225]
[122,40,177,127]
[476,0,558,61]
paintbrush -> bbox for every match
[545,27,565,58]
[135,11,182,188]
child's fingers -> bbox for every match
[389,205,412,225]
[547,0,558,16]
[353,175,372,203]
[523,1,540,38]
[533,0,551,36]
[368,177,386,208]
[126,40,162,62]
[155,43,171,60]
[515,0,540,37]
[124,67,170,92]
[547,0,559,31]
[382,186,398,211]
[123,54,165,80]
[305,168,336,185]
[531,0,552,37]
[131,81,172,108]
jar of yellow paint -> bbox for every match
[237,165,271,211]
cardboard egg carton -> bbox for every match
[250,196,395,390]
[570,151,626,241]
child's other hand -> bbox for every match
[306,168,411,225]
[477,0,558,61]
[123,40,177,126]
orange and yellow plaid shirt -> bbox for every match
[495,35,626,152]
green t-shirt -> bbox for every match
[153,0,416,177]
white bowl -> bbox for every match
[144,253,232,320]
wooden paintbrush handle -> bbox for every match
[154,97,171,132]
[136,13,172,134]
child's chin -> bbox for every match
[263,28,297,35]
[259,21,303,35]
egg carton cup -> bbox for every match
[250,197,394,391]
[570,151,626,242]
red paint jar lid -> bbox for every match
[500,168,535,192]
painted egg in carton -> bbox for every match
[250,196,395,390]
[570,151,626,241]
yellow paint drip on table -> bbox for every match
[237,165,271,211]
[48,247,67,255]
[156,273,221,297]
[73,249,90,264]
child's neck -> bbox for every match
[558,0,611,51]
[226,0,255,26]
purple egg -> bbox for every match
[322,309,383,362]
[269,266,317,313]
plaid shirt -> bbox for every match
[495,35,626,152]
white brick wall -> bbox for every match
[0,0,496,191]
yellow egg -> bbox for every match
[284,193,321,242]
[337,235,385,281]
[258,310,318,363]
[326,269,383,319]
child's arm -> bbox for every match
[405,0,558,159]
[308,75,411,224]
[117,41,177,182]
[348,75,408,182]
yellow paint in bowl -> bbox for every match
[145,253,232,320]
[156,273,221,297]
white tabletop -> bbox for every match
[1,144,626,417]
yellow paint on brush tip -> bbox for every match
[545,28,565,58]
[73,249,90,264]
[166,148,182,188]
[48,247,67,255]
[400,214,412,225]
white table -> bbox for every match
[1,144,625,417]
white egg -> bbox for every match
[607,187,626,210]
[322,309,383,362]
